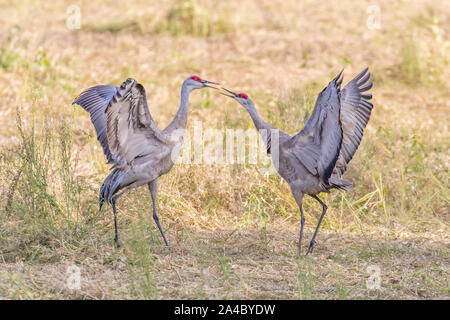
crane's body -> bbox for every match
[222,68,373,255]
[74,76,217,247]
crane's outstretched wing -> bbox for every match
[287,71,344,184]
[73,85,119,163]
[334,68,373,177]
[105,78,168,170]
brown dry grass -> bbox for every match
[0,0,448,299]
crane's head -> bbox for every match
[185,75,219,90]
[220,87,254,109]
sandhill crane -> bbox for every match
[221,68,373,255]
[73,75,218,247]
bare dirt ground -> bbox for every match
[0,0,448,299]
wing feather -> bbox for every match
[334,68,373,176]
[74,78,167,170]
[105,78,167,170]
[73,85,119,163]
[287,72,344,183]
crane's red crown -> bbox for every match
[237,93,248,99]
[190,75,202,82]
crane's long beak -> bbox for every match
[201,79,220,89]
[220,87,238,99]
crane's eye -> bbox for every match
[190,75,202,82]
[237,93,248,99]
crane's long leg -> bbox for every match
[291,188,305,256]
[306,195,328,255]
[148,179,169,246]
[298,204,306,256]
[111,188,130,248]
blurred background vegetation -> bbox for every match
[0,0,448,299]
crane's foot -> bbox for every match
[160,233,169,246]
[153,213,169,246]
[306,240,316,256]
[114,236,121,248]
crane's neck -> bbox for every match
[164,82,192,135]
[246,103,274,133]
[245,103,280,153]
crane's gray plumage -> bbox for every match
[73,85,119,163]
[74,76,218,247]
[222,68,373,255]
[335,69,373,177]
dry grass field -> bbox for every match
[0,0,448,299]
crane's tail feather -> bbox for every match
[99,169,128,205]
[328,176,353,191]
